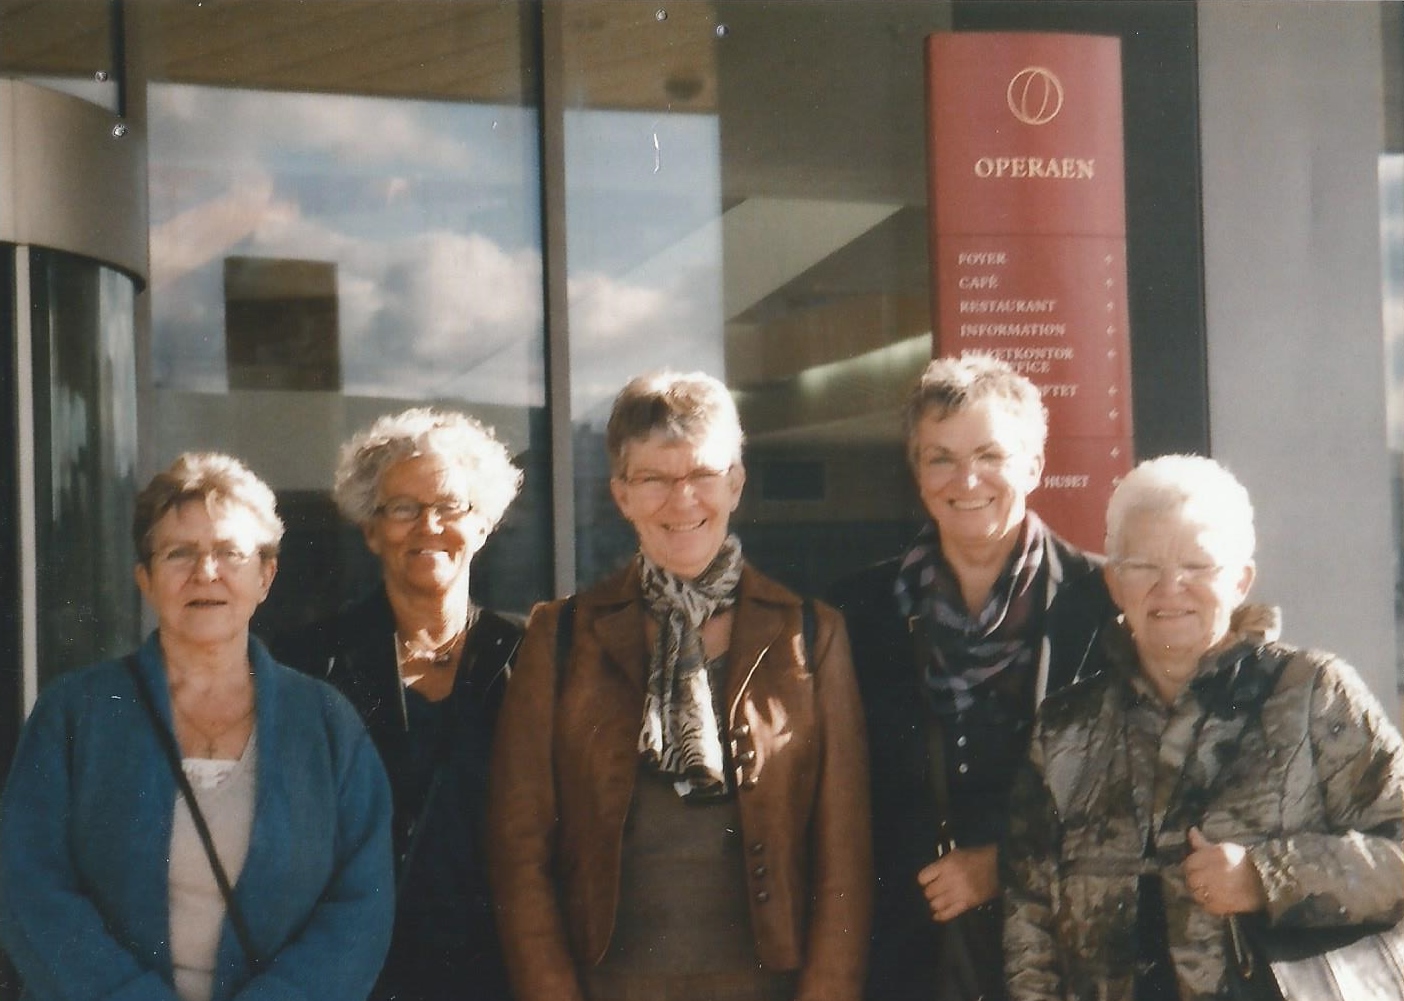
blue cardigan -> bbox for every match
[0,632,395,1001]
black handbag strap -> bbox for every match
[123,655,263,975]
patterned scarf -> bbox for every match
[638,534,745,800]
[894,513,1047,716]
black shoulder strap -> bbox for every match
[555,596,577,689]
[801,598,816,660]
[122,655,263,974]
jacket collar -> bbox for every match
[579,557,802,706]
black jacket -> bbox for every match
[828,529,1115,1001]
[272,588,523,1001]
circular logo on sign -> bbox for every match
[1007,66,1064,125]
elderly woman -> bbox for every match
[1003,454,1404,1001]
[272,408,524,1001]
[489,370,872,1001]
[829,352,1116,1001]
[0,452,393,1001]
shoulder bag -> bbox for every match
[1214,650,1404,1001]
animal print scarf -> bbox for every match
[638,534,744,800]
[894,513,1046,716]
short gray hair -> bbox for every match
[1105,454,1256,565]
[903,352,1048,465]
[134,452,284,564]
[333,408,523,528]
[605,371,744,477]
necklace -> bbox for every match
[396,605,479,668]
[174,700,255,758]
[398,624,468,667]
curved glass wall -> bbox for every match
[29,247,140,685]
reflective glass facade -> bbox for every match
[0,0,1401,741]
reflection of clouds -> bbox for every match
[149,181,720,409]
[152,85,478,173]
[152,201,546,403]
[567,262,724,423]
[149,84,550,404]
[568,273,668,343]
[150,171,282,286]
[148,85,723,411]
[351,232,543,398]
[151,170,720,408]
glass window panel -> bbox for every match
[562,1,945,593]
[140,1,550,628]
[29,248,140,683]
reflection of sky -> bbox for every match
[148,85,725,416]
[1382,155,1404,451]
[149,84,544,402]
[564,110,724,424]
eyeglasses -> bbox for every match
[154,544,256,574]
[374,496,474,524]
[621,467,731,504]
[916,448,1019,483]
[1111,559,1224,587]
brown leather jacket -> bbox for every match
[487,561,873,1001]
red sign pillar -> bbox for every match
[927,32,1133,553]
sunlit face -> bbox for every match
[610,432,745,580]
[910,399,1044,549]
[1106,508,1255,667]
[135,500,277,651]
[363,453,492,600]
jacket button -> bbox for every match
[738,749,757,764]
[749,842,765,855]
[755,890,770,903]
[956,735,968,748]
[741,775,759,790]
[731,723,750,738]
[957,763,969,775]
[752,865,768,878]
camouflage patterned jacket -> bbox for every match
[1002,620,1404,1001]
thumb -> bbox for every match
[1187,826,1211,851]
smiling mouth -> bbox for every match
[187,599,227,608]
[663,520,707,533]
[949,498,994,511]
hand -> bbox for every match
[1183,826,1268,916]
[917,845,999,922]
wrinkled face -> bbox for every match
[610,431,745,580]
[135,500,277,650]
[1106,508,1255,666]
[910,399,1044,549]
[363,453,492,600]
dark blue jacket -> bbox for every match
[0,631,394,1001]
[829,528,1114,1001]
